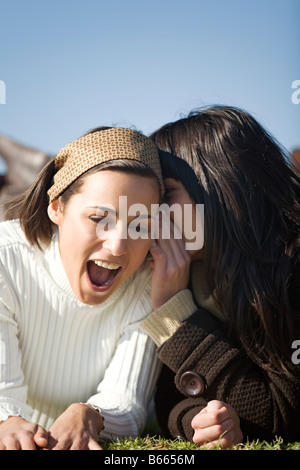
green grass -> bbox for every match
[99,417,300,450]
[100,435,300,451]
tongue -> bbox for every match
[88,262,112,287]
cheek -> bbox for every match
[59,222,97,260]
[168,195,180,207]
[128,239,151,266]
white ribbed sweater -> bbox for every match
[0,220,161,439]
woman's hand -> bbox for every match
[0,416,48,450]
[150,212,191,310]
[46,403,104,450]
[191,400,243,449]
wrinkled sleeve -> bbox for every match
[86,274,162,441]
[140,289,198,346]
[156,308,300,442]
[0,264,33,422]
[87,322,161,441]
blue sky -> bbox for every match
[0,0,299,168]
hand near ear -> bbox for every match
[149,213,191,310]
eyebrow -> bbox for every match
[88,205,117,215]
[88,205,154,220]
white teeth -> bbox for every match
[94,260,120,270]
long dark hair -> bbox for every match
[151,105,300,374]
[5,126,158,249]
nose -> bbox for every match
[100,222,128,256]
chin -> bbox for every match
[81,281,119,306]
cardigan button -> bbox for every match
[179,371,205,397]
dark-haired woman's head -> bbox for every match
[151,105,300,374]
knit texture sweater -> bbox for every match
[141,260,300,442]
[0,220,161,440]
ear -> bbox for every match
[47,199,62,226]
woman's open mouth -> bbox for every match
[86,260,122,291]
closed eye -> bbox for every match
[89,216,107,223]
[164,186,175,194]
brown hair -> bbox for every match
[5,127,160,249]
[152,105,300,375]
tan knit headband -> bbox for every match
[47,128,164,203]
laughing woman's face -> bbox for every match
[48,170,160,305]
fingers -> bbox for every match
[0,432,43,450]
[150,240,189,279]
[46,434,102,450]
[20,434,41,450]
[149,239,167,272]
[192,417,235,448]
[150,213,190,273]
[0,417,48,450]
[87,439,103,450]
[34,425,48,448]
[191,400,242,449]
[159,212,189,259]
[150,237,190,309]
[150,211,191,309]
[0,435,21,450]
[192,400,229,427]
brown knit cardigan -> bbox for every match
[154,306,300,443]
